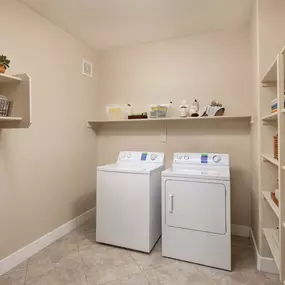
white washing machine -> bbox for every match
[162,153,231,270]
[96,151,164,253]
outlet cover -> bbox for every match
[82,59,92,77]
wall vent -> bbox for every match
[82,59,92,77]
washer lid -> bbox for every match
[162,167,229,180]
[97,163,162,174]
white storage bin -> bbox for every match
[106,104,132,120]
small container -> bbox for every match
[106,104,132,120]
[0,95,12,117]
[149,104,169,118]
[180,100,189,117]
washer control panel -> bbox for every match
[173,153,229,166]
[118,151,164,164]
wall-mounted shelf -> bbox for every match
[261,154,279,166]
[0,117,22,122]
[262,191,280,218]
[263,228,280,271]
[0,117,23,128]
[88,115,252,130]
[0,73,22,83]
[0,73,32,129]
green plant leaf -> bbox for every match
[0,55,10,69]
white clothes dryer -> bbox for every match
[162,153,231,270]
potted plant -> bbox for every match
[0,55,10,74]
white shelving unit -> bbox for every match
[263,228,280,270]
[261,154,279,166]
[261,112,277,122]
[262,59,277,85]
[0,73,22,83]
[262,191,280,218]
[260,47,285,282]
[0,73,32,128]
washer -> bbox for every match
[96,151,165,253]
[162,153,231,270]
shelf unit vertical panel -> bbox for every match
[278,52,285,282]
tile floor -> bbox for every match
[0,218,281,285]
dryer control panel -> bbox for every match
[173,153,229,166]
[117,151,164,165]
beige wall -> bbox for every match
[258,0,285,80]
[97,28,253,227]
[0,0,98,260]
[250,0,261,251]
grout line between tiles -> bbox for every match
[143,273,154,285]
[141,261,180,273]
[128,250,143,272]
[23,261,28,285]
[100,271,151,285]
[73,232,90,285]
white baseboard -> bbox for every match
[231,224,250,237]
[250,229,279,274]
[0,207,95,276]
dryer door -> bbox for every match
[165,180,226,234]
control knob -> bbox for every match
[213,155,221,163]
[151,154,157,161]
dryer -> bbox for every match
[162,153,231,270]
[96,151,164,253]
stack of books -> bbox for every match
[271,97,285,113]
[271,98,278,113]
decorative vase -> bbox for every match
[0,65,5,74]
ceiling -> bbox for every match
[19,0,253,50]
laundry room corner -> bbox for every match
[2,0,285,284]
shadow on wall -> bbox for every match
[72,191,96,218]
[97,119,251,137]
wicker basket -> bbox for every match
[0,95,12,117]
[274,134,278,160]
